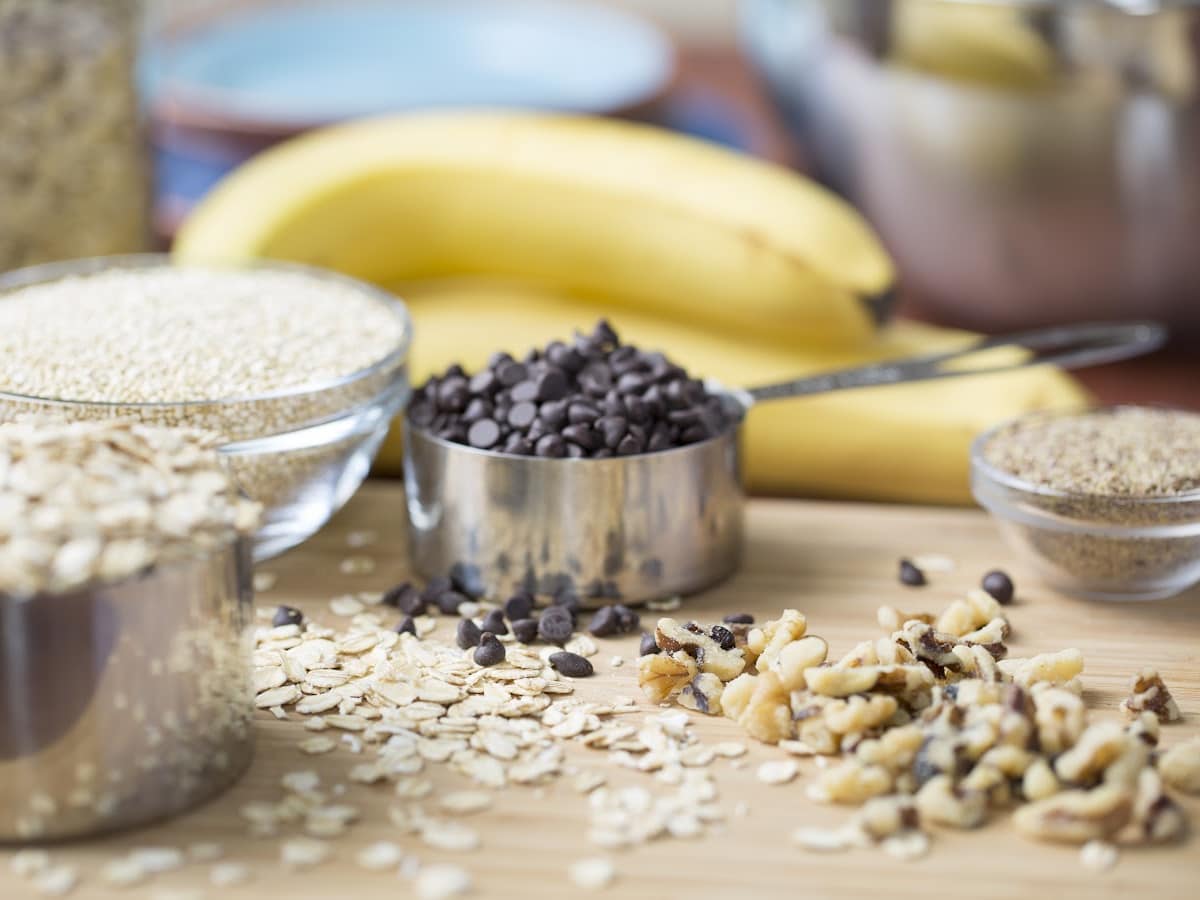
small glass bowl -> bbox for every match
[971,416,1200,602]
[0,255,411,559]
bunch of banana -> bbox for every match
[174,111,1089,504]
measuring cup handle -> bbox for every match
[745,321,1168,403]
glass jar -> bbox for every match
[0,0,149,270]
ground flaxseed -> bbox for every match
[977,408,1200,597]
[983,407,1200,497]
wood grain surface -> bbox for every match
[3,482,1198,899]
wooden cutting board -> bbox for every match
[3,482,1197,899]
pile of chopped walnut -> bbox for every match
[638,589,1194,861]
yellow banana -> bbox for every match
[381,278,1090,505]
[174,111,894,347]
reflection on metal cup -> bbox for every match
[403,423,744,605]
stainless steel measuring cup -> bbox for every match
[404,321,1166,605]
[0,539,255,842]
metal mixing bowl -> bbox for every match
[742,0,1200,335]
[0,539,254,841]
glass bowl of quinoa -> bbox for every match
[971,406,1200,601]
[0,255,411,559]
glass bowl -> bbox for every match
[971,416,1200,602]
[0,255,411,559]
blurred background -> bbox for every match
[2,0,1196,407]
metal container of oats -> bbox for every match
[0,542,255,842]
[0,420,260,842]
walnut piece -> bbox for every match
[1012,786,1132,844]
[876,606,934,632]
[853,795,919,840]
[1022,758,1060,801]
[654,618,746,682]
[1120,668,1182,724]
[1157,739,1200,795]
[745,609,807,669]
[770,635,828,692]
[636,650,698,703]
[678,673,724,716]
[814,761,893,804]
[914,775,987,829]
[1033,687,1086,755]
[804,665,881,698]
[724,671,793,744]
[998,648,1084,688]
[935,588,1004,637]
[1130,768,1187,843]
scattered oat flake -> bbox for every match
[757,760,798,785]
[882,830,930,861]
[712,742,747,758]
[574,770,607,793]
[439,791,493,815]
[912,553,955,573]
[339,555,376,575]
[300,736,337,754]
[281,838,331,869]
[356,841,405,871]
[610,656,624,668]
[421,820,481,852]
[282,770,321,793]
[646,596,682,612]
[346,529,377,548]
[33,866,77,896]
[100,857,146,887]
[187,843,223,862]
[329,594,365,616]
[210,861,252,887]
[10,849,51,877]
[415,864,473,899]
[129,847,184,874]
[793,826,854,852]
[1080,840,1119,872]
[569,857,615,890]
[252,571,278,592]
[254,685,300,709]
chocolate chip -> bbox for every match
[272,605,303,627]
[469,370,497,395]
[408,400,435,427]
[899,559,927,586]
[639,632,660,656]
[507,401,538,429]
[535,368,568,401]
[587,605,620,637]
[613,604,639,632]
[456,618,482,649]
[480,608,508,636]
[496,360,527,387]
[503,591,534,621]
[722,613,754,625]
[561,423,598,450]
[510,380,539,403]
[549,650,594,678]
[538,607,574,644]
[552,591,582,620]
[437,590,469,615]
[535,433,566,458]
[421,576,452,603]
[709,625,735,651]
[474,633,506,667]
[381,581,415,608]
[981,570,1015,605]
[511,617,539,643]
[395,615,417,636]
[539,400,568,428]
[467,418,501,449]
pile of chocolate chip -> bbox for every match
[407,320,735,457]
